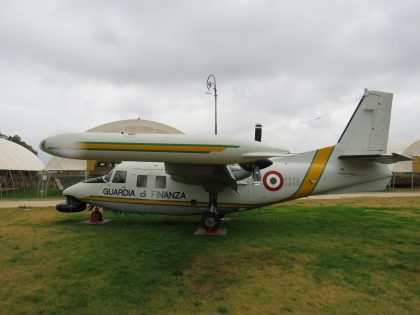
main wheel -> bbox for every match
[201,213,221,230]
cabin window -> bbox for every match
[155,176,166,189]
[112,170,127,183]
[137,175,148,188]
[103,171,112,183]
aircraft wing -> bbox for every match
[41,132,287,191]
[338,152,411,164]
[41,132,289,165]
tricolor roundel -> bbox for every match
[263,171,284,191]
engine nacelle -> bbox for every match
[239,159,273,172]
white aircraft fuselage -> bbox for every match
[63,145,391,216]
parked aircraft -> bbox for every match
[40,90,409,229]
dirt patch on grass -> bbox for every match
[181,253,364,314]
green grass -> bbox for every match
[0,198,419,314]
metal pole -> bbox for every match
[215,86,218,135]
[411,172,414,190]
[206,74,218,135]
[9,170,15,198]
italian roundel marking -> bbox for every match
[263,171,284,191]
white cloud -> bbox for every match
[0,0,419,163]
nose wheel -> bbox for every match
[90,207,103,223]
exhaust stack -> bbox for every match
[255,124,262,142]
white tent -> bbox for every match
[393,140,420,173]
[0,138,44,171]
[0,139,44,197]
[44,157,86,171]
[391,139,420,188]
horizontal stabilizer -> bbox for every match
[338,152,411,164]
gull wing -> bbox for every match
[42,132,289,165]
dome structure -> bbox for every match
[392,140,420,173]
[0,139,44,198]
[391,139,420,188]
[87,119,183,134]
[0,138,44,171]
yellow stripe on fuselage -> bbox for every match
[63,143,233,153]
[85,195,193,206]
[290,146,334,199]
[84,196,257,209]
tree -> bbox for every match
[0,132,38,156]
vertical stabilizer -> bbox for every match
[336,89,393,155]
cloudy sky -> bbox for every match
[1,0,419,163]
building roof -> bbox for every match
[44,157,86,171]
[0,138,45,171]
[45,119,183,171]
[393,139,420,173]
[88,119,183,134]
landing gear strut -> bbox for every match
[90,207,103,223]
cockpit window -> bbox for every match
[103,171,112,183]
[112,171,127,183]
[83,177,106,184]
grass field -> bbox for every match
[1,197,419,314]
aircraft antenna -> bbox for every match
[290,104,353,156]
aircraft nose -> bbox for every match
[62,182,85,200]
[63,184,77,197]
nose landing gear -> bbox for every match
[89,206,103,223]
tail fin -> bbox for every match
[336,89,393,155]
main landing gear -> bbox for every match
[201,197,221,231]
[201,212,221,230]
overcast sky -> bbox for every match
[1,0,419,163]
